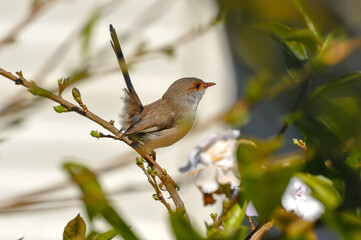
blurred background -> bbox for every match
[0,0,361,239]
[0,0,234,239]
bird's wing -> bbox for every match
[124,100,177,135]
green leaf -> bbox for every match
[170,212,203,240]
[245,70,273,104]
[81,7,101,58]
[94,229,118,240]
[254,22,306,68]
[54,105,68,113]
[345,149,361,171]
[255,22,311,58]
[283,28,319,53]
[223,202,247,238]
[295,173,342,210]
[293,0,322,40]
[63,214,86,240]
[308,72,361,101]
[64,163,106,220]
[64,162,139,240]
[237,139,304,223]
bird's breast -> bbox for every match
[141,114,195,153]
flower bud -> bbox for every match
[53,105,68,113]
[90,130,100,138]
[72,87,82,104]
[152,194,160,201]
[136,157,144,167]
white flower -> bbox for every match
[281,176,325,221]
[180,129,241,194]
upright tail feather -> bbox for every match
[109,24,143,128]
[109,24,143,109]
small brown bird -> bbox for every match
[110,25,215,158]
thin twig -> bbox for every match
[0,68,189,220]
[248,221,274,240]
[138,162,171,212]
[0,12,219,118]
[248,216,255,231]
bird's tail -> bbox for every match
[109,24,143,128]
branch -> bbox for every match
[0,68,189,220]
[0,14,219,118]
[137,158,171,212]
[247,221,274,240]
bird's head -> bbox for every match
[162,77,215,110]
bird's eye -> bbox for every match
[195,83,201,89]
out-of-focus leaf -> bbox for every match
[244,70,273,103]
[94,229,118,240]
[64,163,106,220]
[323,211,361,239]
[254,22,306,68]
[222,202,248,239]
[223,100,250,127]
[293,0,322,40]
[70,68,90,84]
[295,173,342,211]
[345,149,361,171]
[64,162,139,240]
[237,139,304,223]
[272,208,316,239]
[291,76,361,155]
[170,212,203,240]
[316,37,361,67]
[256,22,317,56]
[63,214,86,240]
[283,29,319,53]
[81,7,101,58]
[86,230,99,240]
[309,72,361,101]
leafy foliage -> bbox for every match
[63,214,86,240]
[64,162,139,240]
[1,0,361,239]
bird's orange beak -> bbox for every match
[204,82,216,88]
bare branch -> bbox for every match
[0,68,188,219]
[248,221,274,240]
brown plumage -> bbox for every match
[110,25,215,156]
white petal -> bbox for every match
[216,168,240,189]
[216,154,236,168]
[179,147,201,172]
[282,177,325,221]
[195,166,219,193]
[199,152,213,165]
[180,129,240,172]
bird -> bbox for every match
[109,25,215,159]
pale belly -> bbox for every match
[141,117,194,153]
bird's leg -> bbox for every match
[145,150,157,169]
[145,150,156,168]
[149,150,156,160]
